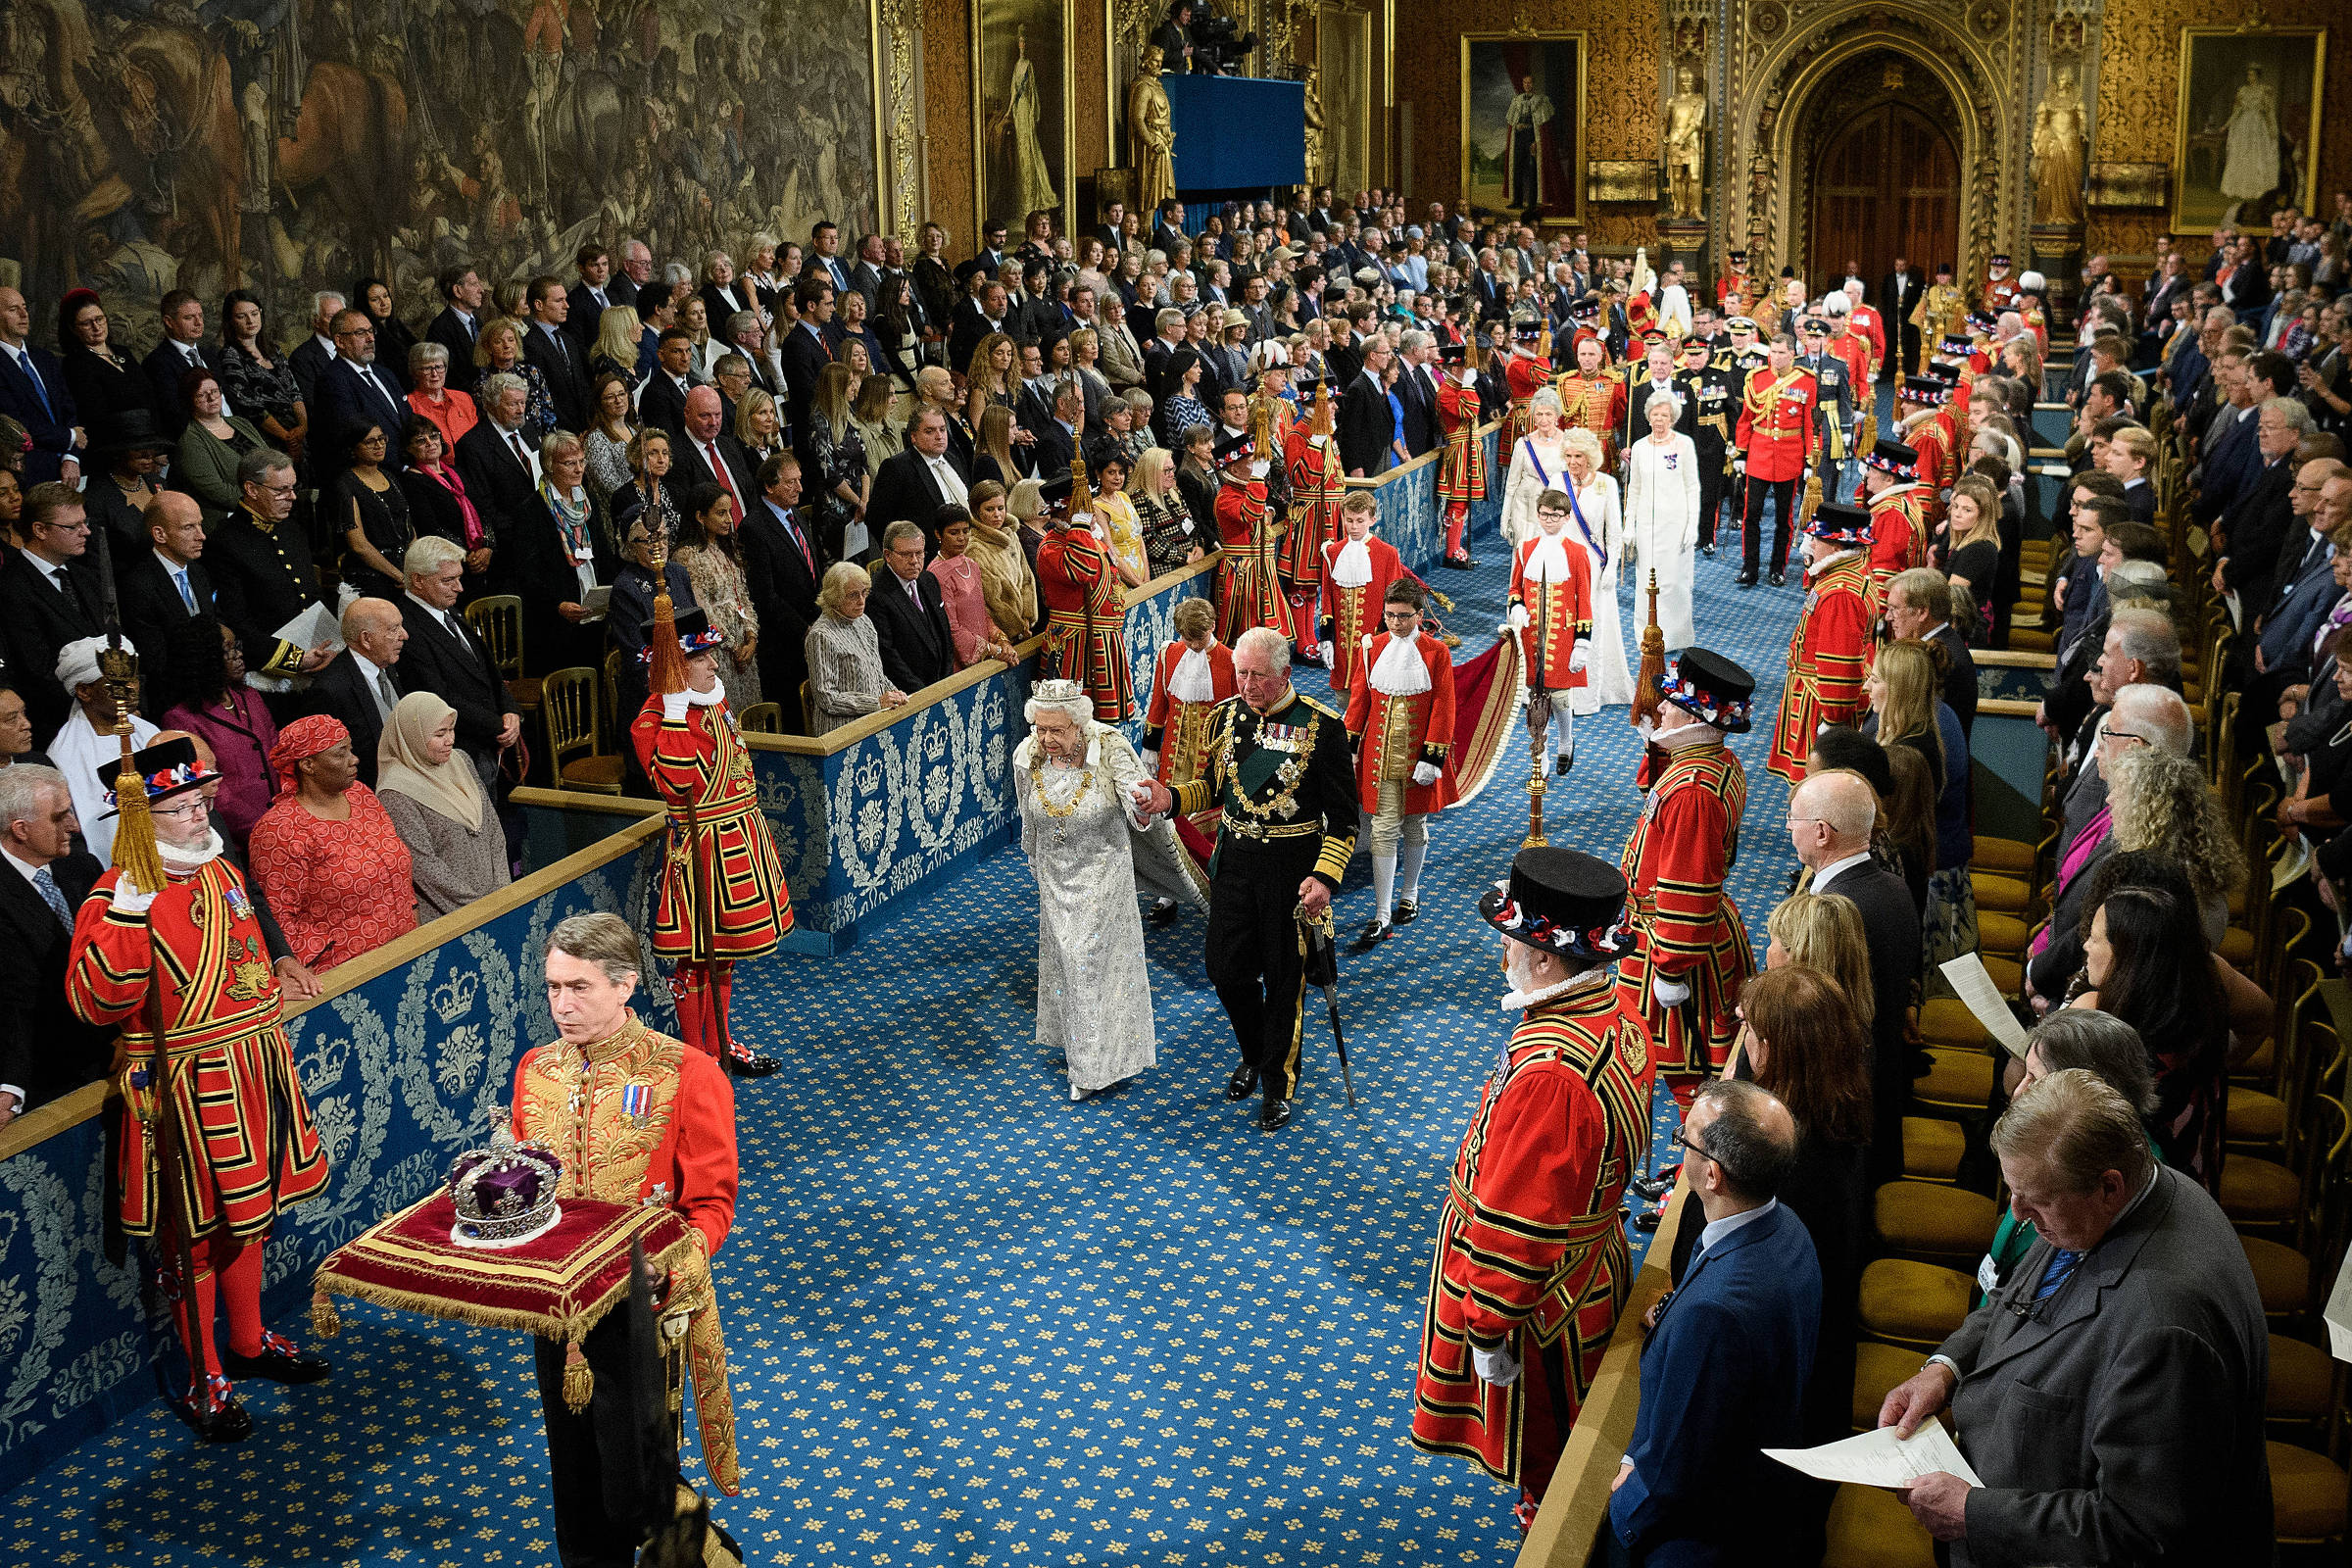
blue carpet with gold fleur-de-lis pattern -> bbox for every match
[2,510,1818,1566]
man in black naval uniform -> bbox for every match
[1141,624,1357,1131]
[1677,337,1739,559]
[1794,315,1855,506]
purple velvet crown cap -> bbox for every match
[447,1116,565,1248]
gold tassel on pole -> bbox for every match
[647,537,687,698]
[1632,568,1666,731]
[100,644,165,891]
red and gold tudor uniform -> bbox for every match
[1896,374,1958,526]
[1767,503,1880,783]
[68,738,331,1432]
[1862,437,1931,598]
[1279,388,1348,634]
[1036,516,1136,722]
[1434,349,1488,564]
[1211,435,1297,649]
[631,610,794,1072]
[1344,620,1455,941]
[1316,525,1428,693]
[1142,633,1237,789]
[1616,651,1758,1104]
[1412,848,1653,1524]
[1497,329,1553,453]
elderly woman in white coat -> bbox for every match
[1012,679,1160,1102]
[1621,390,1702,649]
[1499,387,1574,546]
[1556,426,1632,711]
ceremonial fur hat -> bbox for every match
[96,735,217,811]
[638,606,727,665]
[1899,376,1951,407]
[1807,499,1873,547]
[447,1121,564,1250]
[1478,846,1635,960]
[1660,649,1755,733]
[1866,437,1921,474]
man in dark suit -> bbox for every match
[0,763,113,1115]
[1395,334,1440,458]
[741,454,823,731]
[1793,769,1921,1184]
[1879,1071,2270,1566]
[458,377,546,577]
[120,493,221,718]
[142,290,221,435]
[1029,380,1083,484]
[778,278,837,440]
[2215,404,2307,609]
[640,330,698,441]
[1095,201,1129,257]
[846,232,888,313]
[867,408,971,554]
[1608,1080,1820,1567]
[397,538,520,792]
[1884,568,1978,739]
[565,245,622,355]
[866,521,956,692]
[306,598,408,789]
[1879,257,1924,377]
[287,289,347,412]
[674,388,758,522]
[954,220,1011,291]
[314,308,412,477]
[1339,338,1396,478]
[0,285,83,485]
[521,275,592,431]
[426,266,489,397]
[947,280,1011,376]
[0,482,105,741]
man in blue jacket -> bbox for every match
[1607,1079,1821,1566]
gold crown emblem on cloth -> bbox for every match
[431,971,481,1024]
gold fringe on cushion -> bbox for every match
[564,1340,593,1410]
[312,1288,341,1341]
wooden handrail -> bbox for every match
[0,814,666,1164]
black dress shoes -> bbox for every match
[1226,1064,1257,1101]
[1147,898,1180,926]
[221,1333,331,1385]
[1632,1206,1663,1232]
[1700,543,1716,559]
[175,1377,254,1444]
[1628,1164,1682,1201]
[1259,1097,1293,1131]
[1553,754,1574,777]
[1768,570,1787,587]
[1351,920,1393,953]
[1736,571,1757,589]
[1391,899,1418,926]
[724,1049,782,1078]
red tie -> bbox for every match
[704,442,742,515]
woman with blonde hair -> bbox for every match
[2108,746,2244,944]
[1998,334,2041,391]
[1130,446,1202,575]
[966,479,1041,639]
[964,331,1024,429]
[589,305,644,388]
[733,386,786,470]
[1942,474,2004,645]
[974,403,1024,489]
[806,560,906,734]
[807,361,872,562]
[1863,638,1975,968]
[2101,424,2159,521]
[472,317,557,440]
[849,373,904,479]
[1763,892,1876,1026]
[1500,387,1572,546]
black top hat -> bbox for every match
[1478,847,1634,961]
[1865,437,1920,474]
[1440,341,1468,366]
[1806,499,1873,547]
[639,606,726,664]
[1899,375,1951,406]
[90,407,173,461]
[1660,649,1756,733]
[1571,298,1599,321]
[97,735,216,812]
[1212,428,1255,465]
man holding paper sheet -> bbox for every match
[1877,1070,2271,1562]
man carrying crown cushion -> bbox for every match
[67,735,333,1443]
[514,910,741,1567]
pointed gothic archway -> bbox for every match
[1801,52,1961,289]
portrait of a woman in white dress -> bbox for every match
[997,26,1061,222]
[1500,387,1573,546]
[1621,392,1701,649]
[2218,65,2281,203]
[1012,680,1157,1101]
[1557,426,1632,711]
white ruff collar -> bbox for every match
[160,827,227,873]
[1368,630,1431,697]
[1330,537,1374,586]
[1168,647,1218,703]
[1526,532,1575,578]
[1500,963,1615,1013]
[1806,548,1863,580]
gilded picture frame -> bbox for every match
[1460,32,1588,226]
[1319,4,1376,196]
[2170,25,2327,232]
[972,0,1079,229]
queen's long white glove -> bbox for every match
[1319,641,1337,667]
[1412,761,1441,787]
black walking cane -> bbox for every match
[1296,903,1356,1109]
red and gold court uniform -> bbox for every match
[1767,549,1878,783]
[1142,636,1237,788]
[1411,972,1653,1520]
[1499,347,1554,453]
[1867,480,1931,597]
[1280,422,1348,633]
[1317,532,1427,693]
[1552,366,1626,471]
[1617,742,1752,1102]
[1435,374,1489,561]
[632,686,794,1063]
[1507,531,1595,692]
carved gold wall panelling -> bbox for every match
[923,0,977,246]
[878,0,925,243]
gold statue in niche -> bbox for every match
[2031,59,2087,226]
[1663,65,1708,220]
[1130,43,1177,213]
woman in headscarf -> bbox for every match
[246,715,417,971]
[376,692,512,922]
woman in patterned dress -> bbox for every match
[676,484,763,711]
[248,716,418,971]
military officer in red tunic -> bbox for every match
[68,736,333,1442]
[1142,596,1236,790]
[1036,488,1137,722]
[1344,578,1456,951]
[1498,323,1553,454]
[1435,342,1488,570]
[1508,487,1596,775]
[1861,437,1930,599]
[632,606,792,1077]
[1211,427,1296,648]
[1552,319,1626,472]
[1617,651,1757,1110]
[1411,846,1653,1529]
[1733,332,1821,589]
[1315,491,1431,693]
[514,910,744,1566]
[1766,502,1879,784]
[1279,378,1347,649]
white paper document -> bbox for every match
[271,601,345,658]
[2326,1245,2352,1362]
[580,585,612,621]
[1938,953,2033,1060]
[1764,1418,1984,1490]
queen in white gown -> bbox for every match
[1556,427,1632,711]
[1621,392,1702,650]
[1499,388,1572,546]
[1012,679,1158,1101]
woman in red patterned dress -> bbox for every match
[247,715,417,972]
